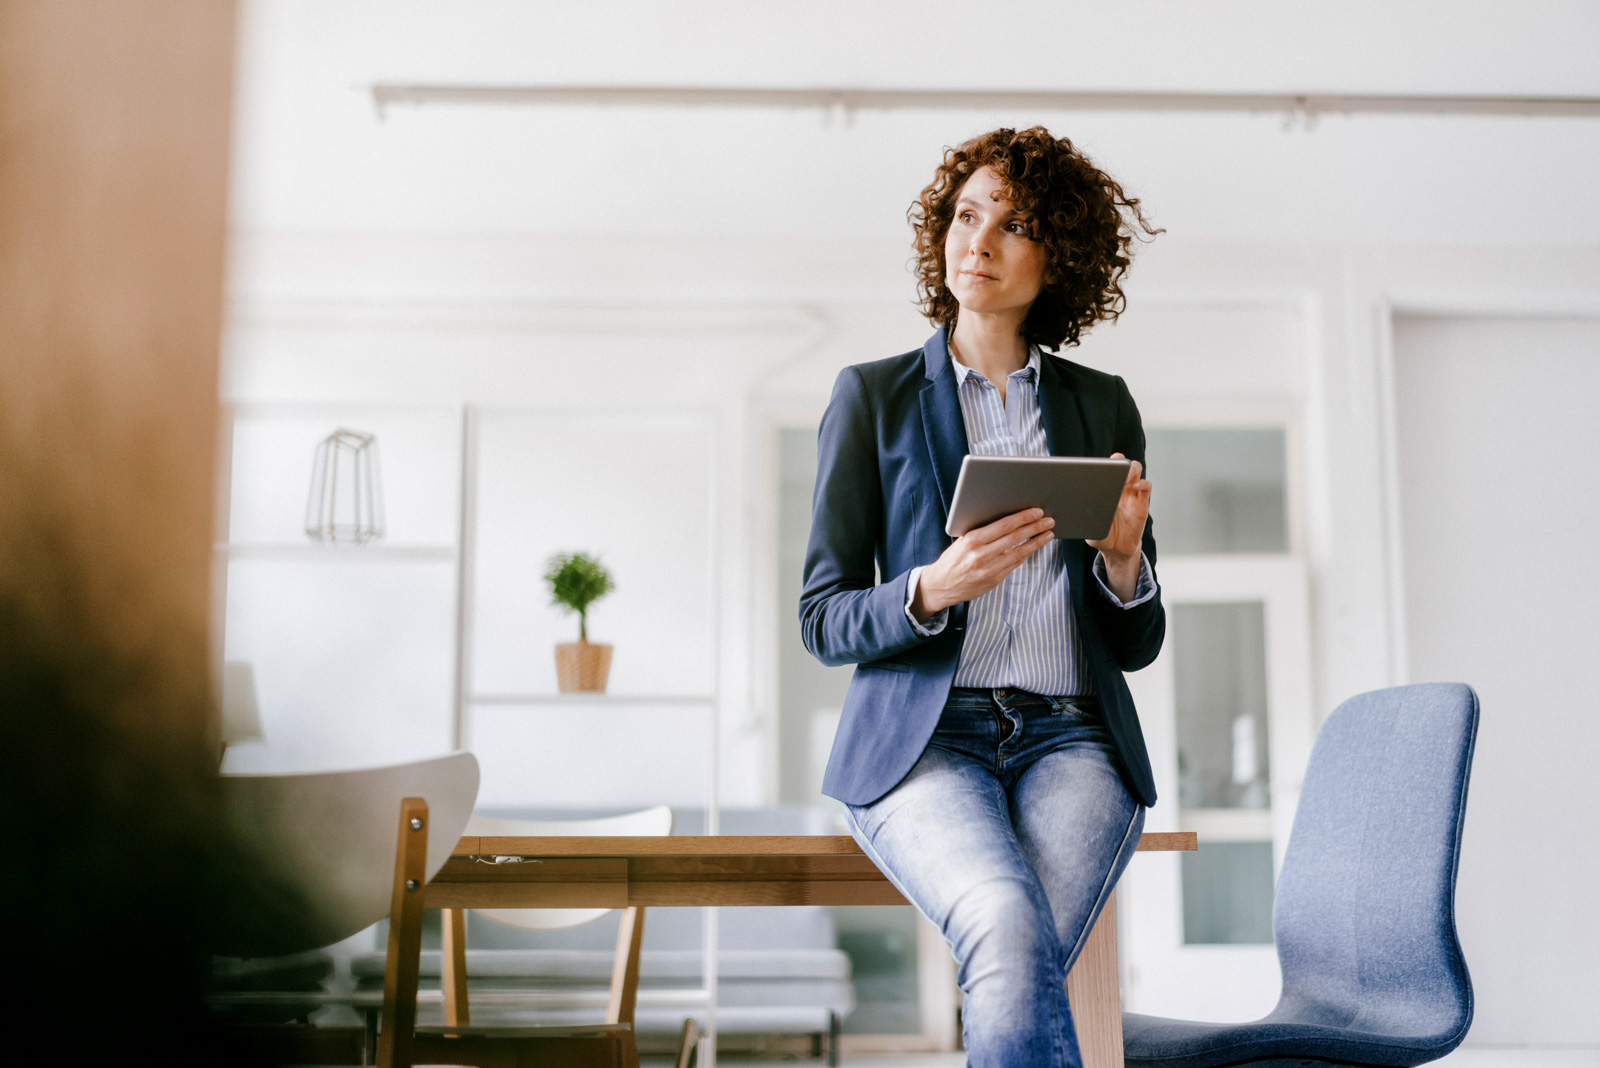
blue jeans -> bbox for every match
[846,687,1144,1068]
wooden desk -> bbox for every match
[423,832,1195,1068]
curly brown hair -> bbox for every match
[910,126,1160,350]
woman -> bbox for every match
[800,126,1163,1067]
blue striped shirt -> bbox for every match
[906,348,1156,695]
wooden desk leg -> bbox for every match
[376,798,429,1068]
[1065,889,1124,1068]
[441,908,469,1027]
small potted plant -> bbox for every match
[544,551,615,693]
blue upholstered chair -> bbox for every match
[1124,682,1479,1068]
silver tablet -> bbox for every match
[944,455,1131,540]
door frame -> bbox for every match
[1119,555,1316,1022]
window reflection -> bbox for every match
[1173,602,1276,945]
[1182,843,1276,945]
[1146,429,1288,554]
[1175,603,1271,810]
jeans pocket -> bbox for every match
[1048,696,1099,719]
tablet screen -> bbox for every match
[944,456,1130,540]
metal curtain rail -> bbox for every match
[370,84,1600,119]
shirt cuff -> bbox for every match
[1093,551,1158,608]
[904,566,949,636]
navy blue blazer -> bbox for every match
[800,328,1164,808]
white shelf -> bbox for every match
[218,543,456,562]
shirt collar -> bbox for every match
[950,345,1041,386]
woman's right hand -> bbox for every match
[910,508,1055,621]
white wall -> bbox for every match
[1393,315,1600,1044]
[221,1,1600,1045]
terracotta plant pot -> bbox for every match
[555,640,613,693]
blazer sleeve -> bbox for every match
[799,367,926,667]
[1089,374,1165,672]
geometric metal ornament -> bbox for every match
[304,428,385,545]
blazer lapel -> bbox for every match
[1037,355,1094,601]
[1036,354,1088,459]
[919,327,968,517]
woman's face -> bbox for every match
[942,166,1047,320]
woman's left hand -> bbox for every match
[1086,452,1151,602]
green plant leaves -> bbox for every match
[543,552,615,617]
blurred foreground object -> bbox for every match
[0,2,257,1063]
[222,661,264,747]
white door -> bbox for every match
[1119,557,1315,1021]
[1391,314,1600,1045]
[1116,425,1315,1022]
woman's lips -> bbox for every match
[962,269,997,281]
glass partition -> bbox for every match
[1143,426,1292,944]
[1145,428,1289,554]
[1117,424,1312,1022]
[1173,602,1276,945]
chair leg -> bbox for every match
[675,1018,700,1068]
[606,906,646,1026]
[363,1008,378,1065]
[376,797,429,1068]
[828,1010,841,1067]
[442,907,470,1026]
[618,1027,642,1068]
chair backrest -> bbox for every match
[217,751,480,957]
[466,805,673,931]
[1273,682,1478,1044]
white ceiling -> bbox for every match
[230,1,1600,245]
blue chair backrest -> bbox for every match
[1272,683,1478,1042]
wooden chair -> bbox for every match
[213,775,692,1067]
[405,807,699,1068]
[212,752,480,1063]
[215,752,481,960]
